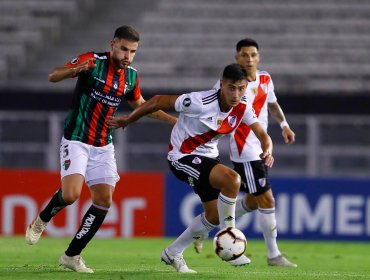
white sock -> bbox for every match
[235,195,253,218]
[258,208,281,259]
[167,213,216,256]
[217,193,237,228]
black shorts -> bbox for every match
[168,155,221,202]
[232,160,271,196]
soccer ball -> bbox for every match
[213,227,247,261]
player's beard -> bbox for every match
[112,56,130,69]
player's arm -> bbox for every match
[127,96,177,125]
[249,122,274,168]
[107,95,178,129]
[48,58,96,83]
[268,101,296,144]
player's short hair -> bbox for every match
[236,38,259,52]
[222,63,247,82]
[114,25,140,42]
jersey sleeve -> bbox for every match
[267,77,277,103]
[65,52,95,78]
[174,92,203,116]
[242,101,259,126]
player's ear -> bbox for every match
[109,39,115,51]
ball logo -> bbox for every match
[182,97,191,107]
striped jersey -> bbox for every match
[167,88,258,161]
[63,52,141,147]
[214,70,277,162]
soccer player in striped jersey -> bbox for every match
[107,63,274,273]
[195,38,297,267]
[25,25,176,273]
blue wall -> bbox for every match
[165,176,370,241]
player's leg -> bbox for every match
[26,138,88,245]
[59,143,119,273]
[236,160,297,267]
[59,183,114,273]
[208,164,240,229]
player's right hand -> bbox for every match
[106,115,130,129]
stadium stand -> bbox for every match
[1,0,370,94]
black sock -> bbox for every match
[65,204,108,257]
[39,188,68,222]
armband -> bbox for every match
[280,120,289,129]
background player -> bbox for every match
[107,63,274,273]
[195,38,297,267]
[25,25,176,273]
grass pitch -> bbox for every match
[0,236,369,280]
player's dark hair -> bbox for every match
[222,63,247,82]
[114,25,140,42]
[236,38,259,52]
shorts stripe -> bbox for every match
[171,160,200,180]
[244,162,257,194]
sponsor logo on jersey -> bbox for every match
[228,115,237,128]
[207,116,213,121]
[63,159,71,170]
[183,97,191,107]
[258,178,267,187]
[192,157,202,164]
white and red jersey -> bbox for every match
[213,70,277,162]
[167,88,258,161]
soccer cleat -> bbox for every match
[268,254,297,267]
[59,254,94,273]
[161,248,197,273]
[25,216,48,245]
[228,254,251,266]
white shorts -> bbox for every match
[59,137,120,187]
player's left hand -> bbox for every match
[282,127,296,144]
[260,151,274,168]
[106,115,130,129]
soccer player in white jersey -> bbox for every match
[195,38,297,267]
[107,63,274,273]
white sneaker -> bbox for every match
[161,248,196,273]
[228,254,251,266]
[25,216,47,245]
[59,254,94,273]
[268,254,297,267]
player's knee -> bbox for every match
[223,169,241,193]
[258,191,275,208]
[93,194,112,208]
[61,192,79,205]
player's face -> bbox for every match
[235,46,260,74]
[219,79,247,112]
[110,38,139,69]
